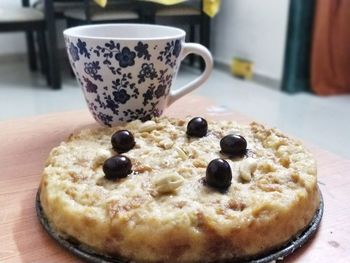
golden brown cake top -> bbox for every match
[41,116,318,262]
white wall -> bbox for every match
[0,0,289,81]
[211,0,289,81]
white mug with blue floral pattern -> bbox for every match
[64,24,213,127]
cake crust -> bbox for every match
[40,117,320,262]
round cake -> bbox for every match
[39,117,320,263]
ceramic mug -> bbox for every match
[64,24,213,127]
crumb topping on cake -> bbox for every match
[40,116,319,262]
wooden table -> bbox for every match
[1,96,350,262]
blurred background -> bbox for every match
[0,0,349,158]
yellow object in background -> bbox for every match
[144,0,186,5]
[94,0,220,17]
[203,0,221,17]
[94,0,107,8]
[231,58,253,79]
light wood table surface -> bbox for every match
[1,95,349,262]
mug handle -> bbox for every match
[167,43,213,106]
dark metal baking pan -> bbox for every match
[36,190,323,263]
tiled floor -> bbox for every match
[1,59,350,159]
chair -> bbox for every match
[0,0,49,82]
[32,0,141,89]
[153,1,211,70]
[63,0,142,27]
[33,0,84,18]
[32,0,88,89]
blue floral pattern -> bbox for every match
[156,68,173,98]
[65,37,184,126]
[69,42,79,62]
[77,39,91,59]
[115,47,136,68]
[97,112,113,127]
[173,40,182,57]
[84,61,103,81]
[113,89,130,104]
[93,41,137,72]
[134,41,151,60]
[83,76,98,93]
[111,73,139,99]
[122,101,160,122]
[157,39,182,68]
[155,84,166,99]
[137,63,158,84]
[142,84,156,106]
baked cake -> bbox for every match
[39,116,320,262]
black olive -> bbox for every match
[205,158,232,190]
[220,134,247,157]
[186,117,208,137]
[111,130,135,153]
[103,155,132,180]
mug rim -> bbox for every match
[63,23,186,41]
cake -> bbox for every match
[39,116,320,262]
